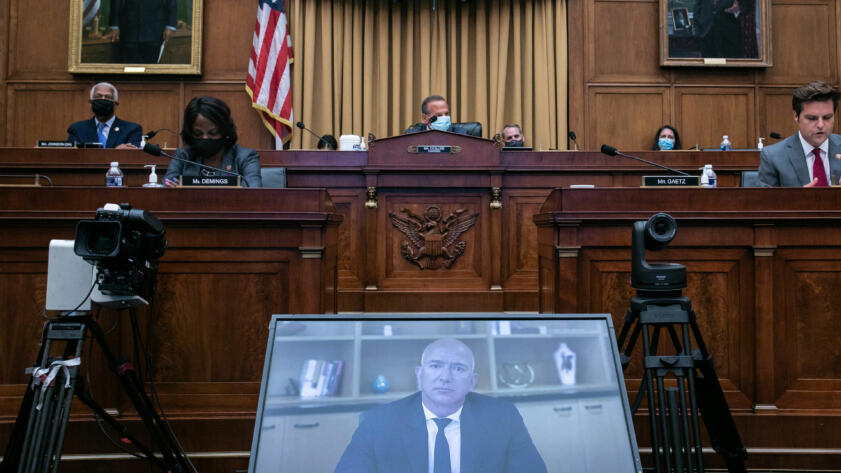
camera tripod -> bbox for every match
[1,309,190,473]
[617,290,747,473]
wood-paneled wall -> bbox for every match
[0,0,274,149]
[568,0,841,151]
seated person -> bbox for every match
[651,125,681,150]
[67,82,142,149]
[759,80,841,187]
[404,95,482,137]
[501,123,525,147]
[318,134,338,150]
[334,338,546,473]
[164,96,262,187]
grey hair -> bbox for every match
[90,82,118,101]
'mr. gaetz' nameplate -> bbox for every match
[180,175,240,187]
[642,175,700,187]
[408,145,462,154]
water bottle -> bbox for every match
[720,135,732,151]
[701,164,717,188]
[106,161,124,187]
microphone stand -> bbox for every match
[295,122,328,148]
[601,145,691,177]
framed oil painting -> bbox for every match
[661,0,772,67]
[68,0,203,75]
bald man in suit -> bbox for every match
[334,339,546,473]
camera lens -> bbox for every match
[645,213,676,245]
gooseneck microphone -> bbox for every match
[67,127,82,146]
[142,143,248,187]
[600,144,691,177]
[568,131,579,151]
[295,121,329,148]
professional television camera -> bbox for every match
[74,203,166,302]
[631,212,685,292]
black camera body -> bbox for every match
[631,213,686,292]
[74,203,166,300]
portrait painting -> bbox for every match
[661,0,771,66]
[68,0,203,74]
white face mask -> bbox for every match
[429,115,451,131]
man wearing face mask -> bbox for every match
[501,124,526,148]
[67,82,143,149]
[404,95,483,137]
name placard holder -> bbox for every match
[642,175,700,187]
[37,141,74,148]
[179,175,240,187]
[407,145,462,154]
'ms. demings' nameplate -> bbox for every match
[180,175,240,187]
[642,175,700,187]
[407,145,462,154]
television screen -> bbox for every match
[249,314,642,473]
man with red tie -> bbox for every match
[758,81,841,187]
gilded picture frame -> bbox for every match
[68,0,203,75]
[660,0,772,67]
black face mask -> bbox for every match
[505,140,525,148]
[91,99,115,118]
[191,138,226,158]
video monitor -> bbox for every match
[249,313,642,473]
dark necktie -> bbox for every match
[433,417,452,473]
[812,148,829,187]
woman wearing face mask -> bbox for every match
[163,96,262,188]
[651,125,682,151]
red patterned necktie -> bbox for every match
[812,148,829,187]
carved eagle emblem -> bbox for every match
[388,206,478,269]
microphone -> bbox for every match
[295,121,329,148]
[769,132,782,140]
[67,127,103,148]
[142,143,248,187]
[67,127,82,146]
[568,131,579,151]
[600,144,691,177]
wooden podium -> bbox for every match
[534,187,841,469]
[0,187,340,472]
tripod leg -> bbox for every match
[666,388,685,473]
[655,374,674,472]
[640,324,663,473]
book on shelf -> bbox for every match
[299,359,344,399]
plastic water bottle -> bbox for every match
[701,164,717,188]
[720,135,732,151]
[106,161,124,187]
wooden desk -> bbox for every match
[0,187,340,472]
[535,187,841,470]
[0,142,761,313]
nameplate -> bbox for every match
[180,175,240,187]
[642,175,700,187]
[37,140,74,148]
[407,145,461,154]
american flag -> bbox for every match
[246,0,294,149]
[83,0,101,26]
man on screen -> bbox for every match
[334,338,546,473]
[758,80,841,187]
[404,95,483,137]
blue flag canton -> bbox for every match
[260,0,285,11]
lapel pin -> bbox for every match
[114,127,120,133]
[835,154,840,160]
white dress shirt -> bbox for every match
[798,131,831,183]
[422,402,462,473]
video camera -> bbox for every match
[74,203,166,301]
[630,212,686,292]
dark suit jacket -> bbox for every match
[111,0,178,43]
[163,144,263,188]
[757,132,841,187]
[334,392,546,473]
[67,117,142,148]
[404,122,483,138]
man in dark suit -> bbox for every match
[334,338,546,473]
[103,0,178,64]
[758,81,841,187]
[67,82,143,149]
[693,0,741,58]
[405,95,483,137]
